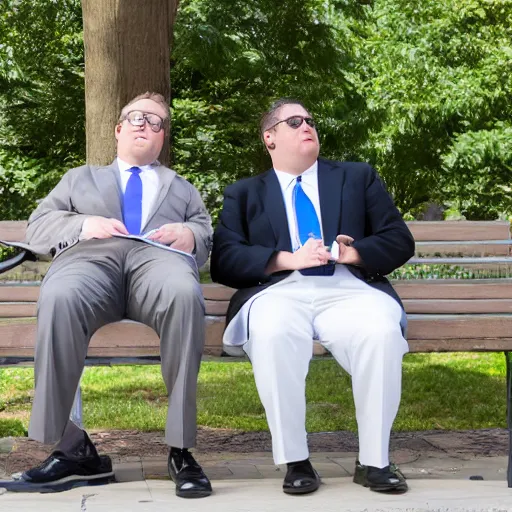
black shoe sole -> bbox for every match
[369,483,408,494]
[353,476,408,494]
[283,473,321,496]
[283,481,320,495]
[0,474,115,493]
[176,488,213,499]
[0,455,115,494]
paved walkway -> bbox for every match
[1,449,510,511]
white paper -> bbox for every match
[329,240,339,261]
[112,233,196,263]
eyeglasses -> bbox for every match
[123,110,165,133]
[268,115,316,131]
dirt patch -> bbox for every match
[1,427,509,477]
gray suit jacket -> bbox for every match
[8,161,213,267]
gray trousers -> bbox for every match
[28,238,205,448]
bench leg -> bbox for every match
[69,384,83,429]
[506,351,512,487]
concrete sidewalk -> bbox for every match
[1,451,510,511]
[1,478,511,512]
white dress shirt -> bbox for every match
[117,157,159,230]
[274,161,324,251]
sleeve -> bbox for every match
[182,184,213,268]
[351,166,415,277]
[210,184,277,289]
[25,169,92,257]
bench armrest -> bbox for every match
[0,250,30,275]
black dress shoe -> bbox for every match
[0,454,114,493]
[353,460,408,493]
[0,429,114,493]
[168,448,212,498]
[283,459,321,495]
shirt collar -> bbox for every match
[274,160,318,191]
[117,157,156,173]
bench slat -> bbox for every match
[0,301,229,317]
[0,284,236,303]
[407,221,510,241]
[408,338,512,352]
[0,317,226,357]
[394,280,512,299]
[3,281,512,318]
[0,221,28,242]
[407,314,512,339]
[404,299,512,314]
[3,280,512,304]
[4,298,512,318]
[2,315,512,358]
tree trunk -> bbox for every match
[81,0,179,166]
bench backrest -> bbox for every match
[1,219,512,360]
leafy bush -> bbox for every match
[0,149,73,219]
[440,123,512,220]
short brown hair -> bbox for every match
[118,92,170,132]
[259,98,310,139]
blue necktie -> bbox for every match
[293,175,334,276]
[294,175,322,245]
[123,167,142,234]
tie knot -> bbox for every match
[129,166,141,175]
[296,175,302,183]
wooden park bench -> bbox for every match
[1,219,512,486]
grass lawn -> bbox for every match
[0,352,507,437]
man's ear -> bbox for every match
[264,130,275,150]
[115,123,122,140]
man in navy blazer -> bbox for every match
[211,98,415,495]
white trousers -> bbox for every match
[243,266,409,467]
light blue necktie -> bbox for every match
[123,167,142,234]
[293,175,322,245]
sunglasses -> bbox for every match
[269,115,316,131]
[123,110,165,133]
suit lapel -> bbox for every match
[318,159,345,247]
[92,162,123,220]
[262,170,293,252]
[143,164,177,231]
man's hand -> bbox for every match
[147,223,195,253]
[293,238,330,270]
[335,234,362,265]
[264,239,330,275]
[81,216,128,240]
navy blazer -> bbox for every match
[211,158,415,325]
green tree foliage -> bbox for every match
[171,0,365,221]
[357,0,512,217]
[442,123,512,219]
[0,0,84,218]
[0,0,511,222]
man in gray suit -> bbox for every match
[2,92,213,498]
